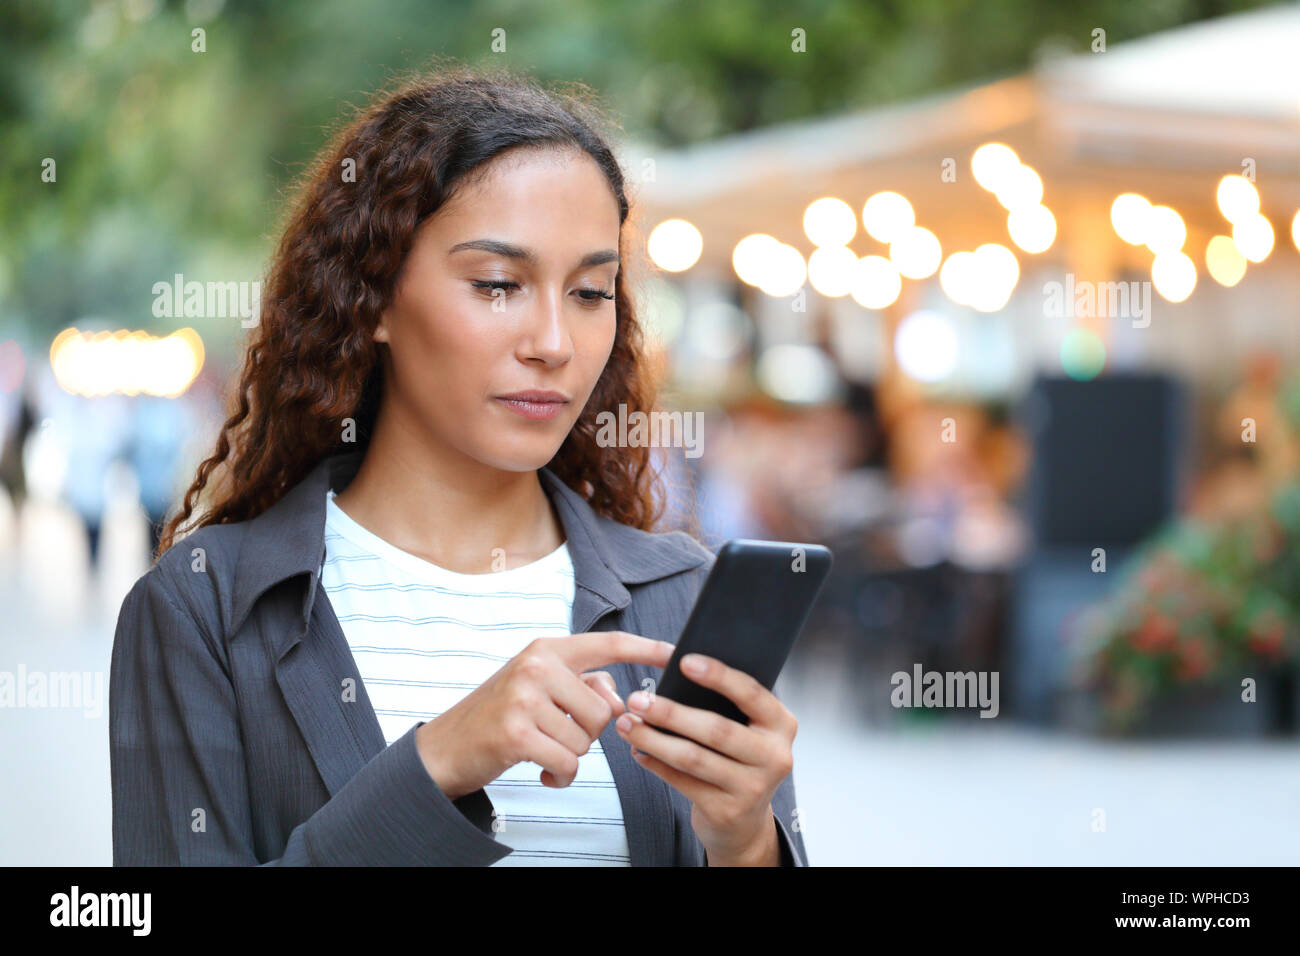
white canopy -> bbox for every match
[627,5,1300,275]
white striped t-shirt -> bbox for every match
[319,488,631,866]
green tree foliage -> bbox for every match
[0,0,1280,350]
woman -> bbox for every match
[110,64,807,867]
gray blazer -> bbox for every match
[109,450,809,866]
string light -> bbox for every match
[50,327,204,397]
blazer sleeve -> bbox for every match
[109,567,511,866]
[770,769,808,866]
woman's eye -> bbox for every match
[471,280,612,305]
[471,279,519,296]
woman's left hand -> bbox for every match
[615,652,796,866]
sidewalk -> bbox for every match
[782,653,1300,865]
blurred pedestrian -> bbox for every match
[127,395,191,560]
[60,394,129,572]
[0,384,38,526]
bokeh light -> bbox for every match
[968,243,1020,312]
[1111,193,1152,245]
[1205,235,1247,287]
[971,143,1021,192]
[757,242,808,297]
[803,197,857,247]
[1007,204,1056,254]
[1143,205,1186,255]
[894,310,959,383]
[808,245,858,297]
[889,226,942,279]
[50,327,204,397]
[732,233,781,286]
[1151,250,1197,302]
[939,251,976,307]
[756,343,839,404]
[1232,213,1274,263]
[1215,175,1260,223]
[647,218,703,272]
[994,164,1043,211]
[1060,327,1106,380]
[0,340,25,394]
[861,191,915,244]
[849,254,902,309]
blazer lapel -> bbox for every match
[597,659,678,867]
[273,587,387,797]
[552,477,679,868]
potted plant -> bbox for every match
[1069,482,1300,736]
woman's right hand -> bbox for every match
[415,631,675,800]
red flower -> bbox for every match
[1247,619,1286,660]
[1133,613,1176,653]
[1174,638,1211,681]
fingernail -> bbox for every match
[682,654,706,675]
[628,691,650,712]
[617,714,634,733]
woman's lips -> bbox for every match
[494,393,569,421]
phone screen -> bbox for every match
[653,539,832,730]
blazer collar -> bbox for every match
[229,450,708,645]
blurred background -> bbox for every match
[3,0,1300,865]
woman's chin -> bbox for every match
[472,440,568,475]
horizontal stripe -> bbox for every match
[321,488,630,867]
[334,614,571,629]
[322,579,576,600]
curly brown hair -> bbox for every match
[158,61,667,559]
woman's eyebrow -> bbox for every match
[448,238,619,269]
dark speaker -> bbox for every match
[1017,373,1188,548]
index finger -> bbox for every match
[553,631,676,672]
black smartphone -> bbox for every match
[652,539,833,732]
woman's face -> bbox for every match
[373,146,621,473]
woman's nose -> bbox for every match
[519,292,574,365]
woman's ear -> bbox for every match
[372,311,390,344]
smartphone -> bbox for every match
[652,539,833,733]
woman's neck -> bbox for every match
[330,413,564,575]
